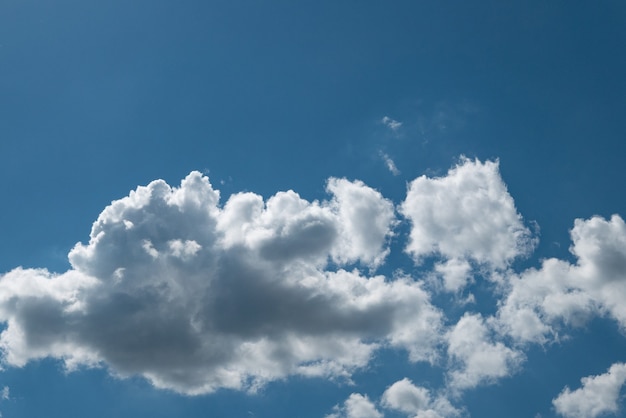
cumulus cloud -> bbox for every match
[553,363,626,418]
[326,393,383,418]
[400,158,535,291]
[0,387,7,401]
[497,214,626,344]
[381,378,460,418]
[381,116,402,132]
[0,172,442,394]
[434,259,473,294]
[446,313,523,391]
[328,378,460,418]
[3,156,625,418]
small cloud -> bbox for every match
[379,151,400,176]
[1,386,8,400]
[326,393,382,418]
[381,116,402,132]
[553,362,626,418]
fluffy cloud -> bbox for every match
[381,378,460,418]
[328,378,460,418]
[326,393,383,418]
[3,157,625,418]
[497,215,626,344]
[446,313,523,391]
[0,172,442,394]
[553,363,626,418]
[400,158,535,291]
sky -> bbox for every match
[1,1,626,417]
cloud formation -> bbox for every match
[0,157,625,417]
[0,172,441,394]
[329,378,460,418]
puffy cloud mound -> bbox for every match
[446,313,523,391]
[553,362,626,418]
[497,214,626,344]
[400,158,534,291]
[0,172,443,394]
[381,378,460,418]
[326,393,383,418]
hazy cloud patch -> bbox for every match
[381,116,402,132]
[379,151,400,176]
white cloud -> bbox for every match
[3,156,624,417]
[497,215,626,344]
[379,151,400,176]
[326,177,397,268]
[446,313,523,391]
[0,386,8,401]
[400,158,535,291]
[381,116,402,132]
[553,363,626,418]
[434,259,472,293]
[381,378,460,418]
[0,172,442,394]
[327,393,383,418]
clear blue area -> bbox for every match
[1,1,625,417]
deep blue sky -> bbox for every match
[1,1,625,417]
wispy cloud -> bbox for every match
[381,116,402,132]
[379,151,400,176]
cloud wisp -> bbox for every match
[381,116,402,132]
[379,151,401,176]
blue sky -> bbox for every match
[1,1,626,417]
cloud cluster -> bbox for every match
[497,214,626,344]
[1,157,625,417]
[328,378,459,418]
[0,172,441,394]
